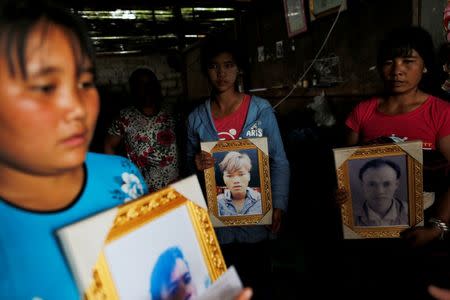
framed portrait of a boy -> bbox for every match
[57,176,226,299]
[333,141,424,239]
[201,138,272,227]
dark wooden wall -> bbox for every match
[184,0,415,134]
[238,0,413,116]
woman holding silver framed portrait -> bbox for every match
[186,37,290,299]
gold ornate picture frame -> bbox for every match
[333,141,424,239]
[201,138,272,227]
[57,177,226,299]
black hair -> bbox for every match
[200,37,245,76]
[376,26,438,93]
[128,67,163,106]
[0,0,95,79]
[358,158,401,181]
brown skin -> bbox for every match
[235,288,253,300]
[0,21,99,211]
[428,285,450,300]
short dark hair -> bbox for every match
[200,37,244,76]
[376,26,438,93]
[0,0,95,79]
[358,158,401,181]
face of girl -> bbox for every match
[381,49,426,94]
[206,52,238,93]
[0,21,99,176]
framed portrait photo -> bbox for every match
[57,176,226,299]
[308,0,347,21]
[283,0,307,37]
[201,138,272,227]
[333,141,424,239]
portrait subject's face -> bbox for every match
[161,258,196,300]
[206,52,238,93]
[361,165,399,211]
[223,167,250,199]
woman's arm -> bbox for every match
[346,129,359,146]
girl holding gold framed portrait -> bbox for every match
[186,37,290,299]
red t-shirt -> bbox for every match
[213,94,251,140]
[345,96,450,150]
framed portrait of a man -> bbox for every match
[333,141,424,239]
[201,138,272,227]
[57,176,226,299]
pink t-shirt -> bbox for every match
[345,96,450,150]
[213,94,251,140]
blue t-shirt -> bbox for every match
[0,153,148,299]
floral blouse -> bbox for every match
[108,106,179,192]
